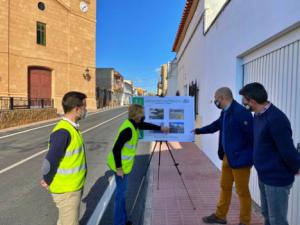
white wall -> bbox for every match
[175,0,300,223]
[176,0,300,169]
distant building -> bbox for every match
[157,82,162,96]
[134,87,145,96]
[123,80,133,105]
[156,64,168,96]
[96,68,124,107]
[166,59,178,96]
[160,64,168,95]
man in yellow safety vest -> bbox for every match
[41,91,88,225]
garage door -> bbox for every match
[243,39,300,225]
[28,67,52,107]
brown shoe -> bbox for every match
[202,213,227,224]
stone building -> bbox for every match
[0,0,97,112]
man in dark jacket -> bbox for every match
[193,87,253,225]
[239,82,300,225]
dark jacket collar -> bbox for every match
[129,119,138,129]
[222,100,236,115]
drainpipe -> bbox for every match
[7,0,10,96]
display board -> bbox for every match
[132,96,195,142]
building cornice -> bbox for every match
[172,0,200,53]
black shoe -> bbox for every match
[202,213,227,224]
[126,221,133,225]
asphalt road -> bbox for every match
[0,107,152,225]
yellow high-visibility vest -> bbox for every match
[49,120,87,193]
[107,119,139,174]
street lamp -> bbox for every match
[83,68,91,81]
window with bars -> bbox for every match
[189,80,199,119]
[37,22,46,46]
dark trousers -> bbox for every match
[114,174,128,225]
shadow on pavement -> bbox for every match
[80,154,151,225]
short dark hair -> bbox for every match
[62,91,87,113]
[239,82,268,104]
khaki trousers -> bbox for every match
[52,189,82,225]
[215,156,252,225]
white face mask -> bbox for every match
[80,109,88,120]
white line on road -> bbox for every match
[0,111,127,175]
[86,176,116,225]
[0,107,126,140]
[0,123,58,140]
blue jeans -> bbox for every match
[259,180,292,225]
[114,174,128,225]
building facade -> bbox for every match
[0,0,97,111]
[166,59,179,96]
[156,82,162,96]
[173,0,300,223]
[123,80,133,105]
[134,87,145,96]
[96,68,124,106]
[160,64,168,95]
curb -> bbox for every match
[143,142,155,225]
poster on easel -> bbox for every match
[132,96,195,142]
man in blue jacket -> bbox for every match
[193,87,253,225]
[239,82,300,225]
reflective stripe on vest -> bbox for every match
[121,155,134,161]
[57,164,86,175]
[107,119,139,174]
[124,143,136,150]
[64,145,84,157]
[49,120,86,193]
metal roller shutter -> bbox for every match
[243,39,300,225]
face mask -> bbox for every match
[242,101,253,112]
[140,116,145,123]
[245,105,254,112]
[214,100,222,109]
[80,109,87,120]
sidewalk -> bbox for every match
[145,142,263,225]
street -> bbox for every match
[0,107,152,225]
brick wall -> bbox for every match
[0,108,57,129]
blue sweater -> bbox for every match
[253,104,300,186]
[196,100,253,168]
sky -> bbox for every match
[96,0,186,93]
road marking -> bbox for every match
[86,142,155,225]
[0,111,127,175]
[86,176,116,225]
[0,107,126,140]
[0,123,58,140]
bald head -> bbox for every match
[215,87,233,100]
[214,87,233,109]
